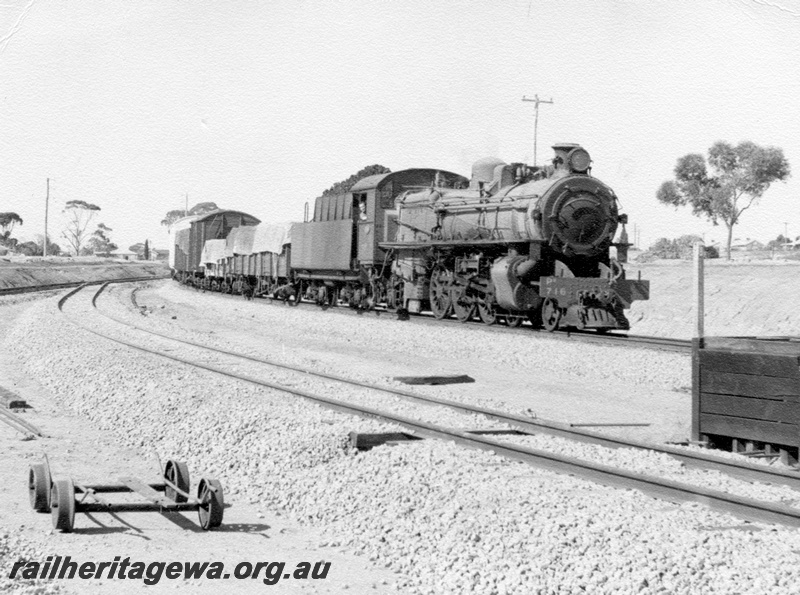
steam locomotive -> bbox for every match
[170,144,649,331]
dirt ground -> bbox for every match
[2,258,798,593]
[626,258,800,339]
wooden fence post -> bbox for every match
[691,242,705,443]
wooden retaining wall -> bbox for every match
[693,337,800,457]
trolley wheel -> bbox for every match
[164,460,190,503]
[28,463,51,512]
[51,478,75,533]
[197,478,224,530]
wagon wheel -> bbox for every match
[288,282,302,306]
[197,478,224,530]
[164,460,190,503]
[386,275,404,312]
[428,267,453,319]
[450,284,475,323]
[316,285,328,306]
[541,298,562,332]
[51,478,75,533]
[29,463,51,512]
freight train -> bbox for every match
[170,144,649,331]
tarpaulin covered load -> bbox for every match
[199,239,227,266]
[251,222,293,255]
[224,226,257,258]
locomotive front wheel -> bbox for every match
[197,478,224,530]
[28,463,51,512]
[429,268,453,319]
[51,478,76,533]
[164,460,191,503]
[541,299,561,332]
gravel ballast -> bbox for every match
[7,291,800,594]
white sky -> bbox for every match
[1,0,799,252]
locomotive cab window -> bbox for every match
[354,193,367,220]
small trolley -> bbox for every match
[28,456,224,533]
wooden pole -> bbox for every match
[691,241,705,443]
[43,178,49,257]
[694,241,704,342]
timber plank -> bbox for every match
[703,337,800,356]
[118,476,174,507]
[700,369,799,398]
[700,393,800,425]
[700,413,800,447]
[700,351,800,378]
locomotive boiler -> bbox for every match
[382,144,649,330]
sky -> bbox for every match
[1,0,799,252]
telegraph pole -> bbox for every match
[522,94,554,165]
[43,178,49,257]
[185,193,189,217]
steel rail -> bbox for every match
[95,283,800,492]
[57,285,800,527]
[173,280,691,353]
[1,275,169,298]
[0,408,43,438]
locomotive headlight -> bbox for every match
[568,148,591,173]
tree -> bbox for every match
[84,222,117,256]
[62,200,101,255]
[0,212,23,246]
[767,234,788,250]
[320,165,391,197]
[161,201,220,227]
[16,241,41,256]
[644,235,718,260]
[39,236,62,256]
[657,141,790,260]
[144,239,150,261]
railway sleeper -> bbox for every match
[350,429,527,451]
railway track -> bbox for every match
[173,282,692,353]
[0,407,43,439]
[59,281,800,527]
[0,275,169,297]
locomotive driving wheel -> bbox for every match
[449,278,474,323]
[477,288,498,325]
[429,267,453,319]
[541,298,562,332]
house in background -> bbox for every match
[109,248,138,261]
[731,238,765,251]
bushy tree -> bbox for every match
[16,241,41,256]
[320,165,391,197]
[645,235,717,260]
[161,202,220,227]
[0,212,23,246]
[62,200,101,255]
[657,141,790,260]
[84,222,117,256]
